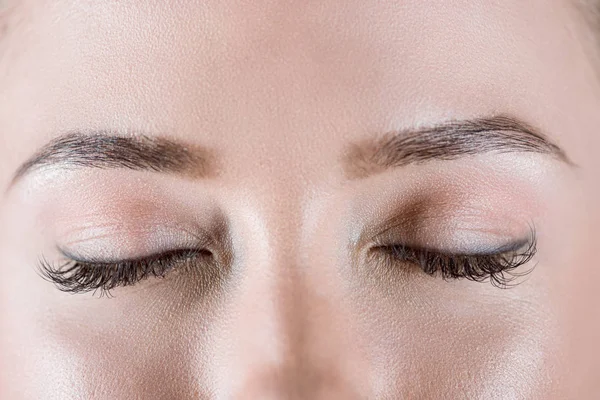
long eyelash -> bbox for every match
[37,248,211,297]
[374,238,537,288]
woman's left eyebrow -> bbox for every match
[343,115,573,179]
[9,132,216,187]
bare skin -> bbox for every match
[1,1,600,398]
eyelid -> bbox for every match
[57,245,211,265]
[362,211,537,255]
[54,221,223,264]
[371,236,533,258]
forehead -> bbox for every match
[0,0,597,184]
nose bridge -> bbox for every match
[229,250,309,398]
[234,197,312,395]
[209,192,363,398]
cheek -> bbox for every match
[8,279,221,399]
[347,276,560,398]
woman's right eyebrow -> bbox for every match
[343,115,573,179]
[9,132,216,189]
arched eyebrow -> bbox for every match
[343,115,572,179]
[10,132,215,187]
[8,116,571,189]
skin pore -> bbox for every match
[1,0,600,399]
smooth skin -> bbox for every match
[1,0,600,398]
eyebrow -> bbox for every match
[343,115,571,179]
[11,132,214,186]
[10,116,570,187]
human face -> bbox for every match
[1,1,599,398]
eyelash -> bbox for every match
[38,234,537,295]
[38,248,212,297]
[372,238,537,288]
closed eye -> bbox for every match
[372,238,537,288]
[37,247,213,297]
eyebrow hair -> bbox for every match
[11,132,214,185]
[343,115,571,179]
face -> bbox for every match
[1,0,599,398]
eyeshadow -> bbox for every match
[353,187,535,257]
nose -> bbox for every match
[206,204,367,399]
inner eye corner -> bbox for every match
[354,240,388,259]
